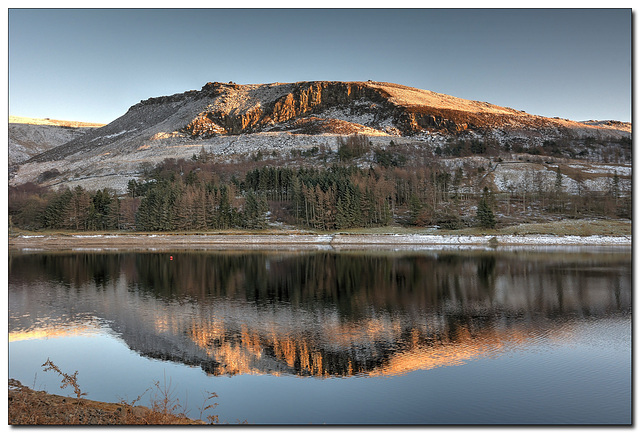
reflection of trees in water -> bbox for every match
[9,250,631,377]
[9,252,125,289]
[9,250,632,317]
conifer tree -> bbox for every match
[43,189,73,229]
[243,191,268,229]
[476,187,496,229]
[193,187,207,230]
[409,194,425,226]
[217,185,233,229]
[105,193,121,230]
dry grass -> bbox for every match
[449,219,631,237]
[557,163,612,181]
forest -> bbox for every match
[8,134,632,233]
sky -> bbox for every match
[7,8,633,124]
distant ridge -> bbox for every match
[9,116,106,129]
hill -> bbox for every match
[9,81,631,193]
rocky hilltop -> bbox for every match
[124,80,632,138]
[10,81,631,193]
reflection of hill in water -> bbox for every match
[9,250,631,377]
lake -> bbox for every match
[8,246,631,424]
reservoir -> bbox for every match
[8,246,631,424]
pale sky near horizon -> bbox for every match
[7,8,633,124]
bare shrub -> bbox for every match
[42,358,86,399]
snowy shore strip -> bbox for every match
[332,234,631,246]
[9,233,631,249]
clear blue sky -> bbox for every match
[8,8,632,124]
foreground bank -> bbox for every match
[8,380,207,425]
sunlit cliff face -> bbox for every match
[9,250,631,378]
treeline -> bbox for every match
[9,184,124,231]
[8,135,631,232]
[9,162,479,231]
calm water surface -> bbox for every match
[8,247,631,424]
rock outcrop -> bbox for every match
[178,81,394,136]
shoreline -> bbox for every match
[8,233,632,250]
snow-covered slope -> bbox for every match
[8,116,105,166]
